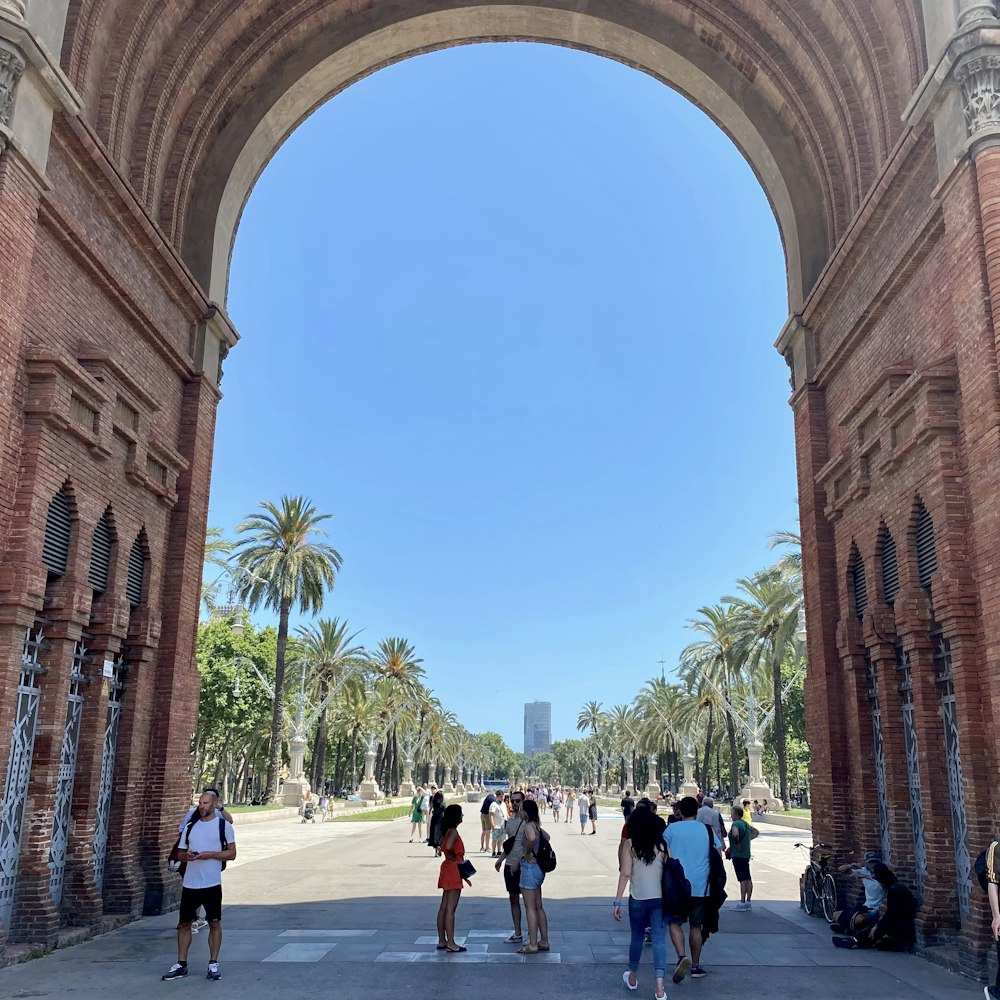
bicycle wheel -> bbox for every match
[821,873,838,923]
[803,867,818,915]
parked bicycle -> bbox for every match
[795,842,838,922]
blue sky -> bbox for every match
[214,42,796,754]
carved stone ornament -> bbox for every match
[956,54,1000,136]
[0,44,25,128]
[0,2,27,21]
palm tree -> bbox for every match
[294,617,365,792]
[200,526,234,616]
[769,529,802,590]
[726,569,802,807]
[369,638,425,789]
[234,496,342,802]
[576,700,604,785]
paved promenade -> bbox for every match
[0,808,980,999]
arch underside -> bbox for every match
[61,0,926,311]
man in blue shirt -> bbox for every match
[663,795,723,981]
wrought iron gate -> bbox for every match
[864,654,891,864]
[895,645,927,897]
[0,622,47,933]
[48,637,89,906]
[92,654,125,895]
[933,632,971,922]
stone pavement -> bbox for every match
[0,808,982,999]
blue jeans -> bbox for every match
[628,896,665,978]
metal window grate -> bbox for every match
[125,537,146,608]
[915,503,937,589]
[89,512,114,593]
[881,530,900,604]
[850,552,868,621]
[42,489,72,577]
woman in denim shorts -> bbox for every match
[517,799,550,954]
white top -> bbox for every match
[628,847,666,901]
[489,800,507,830]
[578,794,590,816]
[181,816,235,890]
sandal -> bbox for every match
[436,944,448,950]
[445,945,467,953]
[538,944,550,952]
[504,934,523,944]
[516,945,539,954]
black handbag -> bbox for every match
[502,820,523,857]
[457,859,477,880]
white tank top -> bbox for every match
[629,848,666,901]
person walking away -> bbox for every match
[162,791,236,981]
[489,792,507,857]
[621,789,636,822]
[423,785,433,841]
[518,799,550,954]
[588,790,599,834]
[578,790,590,834]
[614,806,669,999]
[480,789,497,853]
[727,804,757,910]
[830,851,885,934]
[436,804,472,952]
[551,787,562,823]
[663,795,724,981]
[696,796,727,842]
[564,789,575,823]
[495,789,527,943]
[409,786,425,842]
[427,790,445,856]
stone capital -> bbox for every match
[774,314,815,393]
[0,40,23,127]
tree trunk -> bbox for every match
[725,709,740,797]
[264,598,291,803]
[312,677,330,791]
[702,702,715,790]
[773,654,789,807]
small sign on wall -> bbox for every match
[102,659,114,678]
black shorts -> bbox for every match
[179,885,223,924]
[503,864,521,895]
[668,895,706,928]
[731,857,751,882]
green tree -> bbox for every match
[234,495,342,802]
[474,731,516,777]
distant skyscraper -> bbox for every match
[523,701,552,758]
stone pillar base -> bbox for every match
[609,785,620,795]
[398,780,415,798]
[736,781,782,812]
[646,782,661,800]
[358,779,384,804]
[454,784,466,795]
[679,782,699,798]
[280,777,311,806]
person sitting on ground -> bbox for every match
[833,863,917,951]
[830,851,885,934]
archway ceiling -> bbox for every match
[61,0,926,305]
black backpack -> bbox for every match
[536,829,557,873]
[661,853,692,918]
[975,841,998,892]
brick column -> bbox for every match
[140,374,220,915]
[792,381,851,850]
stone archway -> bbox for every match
[1,0,1000,976]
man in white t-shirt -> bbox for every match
[162,790,236,982]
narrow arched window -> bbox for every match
[849,548,868,622]
[881,528,899,605]
[89,510,115,594]
[915,502,937,591]
[42,487,73,577]
[125,535,147,608]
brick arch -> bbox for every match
[59,1,927,310]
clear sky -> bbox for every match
[214,42,797,754]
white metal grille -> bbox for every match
[92,654,126,895]
[0,622,47,933]
[895,645,926,898]
[48,637,89,907]
[865,654,891,864]
[933,632,971,922]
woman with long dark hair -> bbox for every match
[518,799,550,954]
[614,806,669,998]
[426,790,445,857]
[436,804,470,952]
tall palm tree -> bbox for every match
[769,529,802,590]
[726,569,802,806]
[234,496,342,802]
[200,526,234,616]
[368,638,425,789]
[576,700,604,785]
[294,617,365,792]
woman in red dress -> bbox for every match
[436,804,471,952]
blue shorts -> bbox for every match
[519,861,545,890]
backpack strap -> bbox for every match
[218,815,228,851]
[989,842,999,884]
[181,811,199,849]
